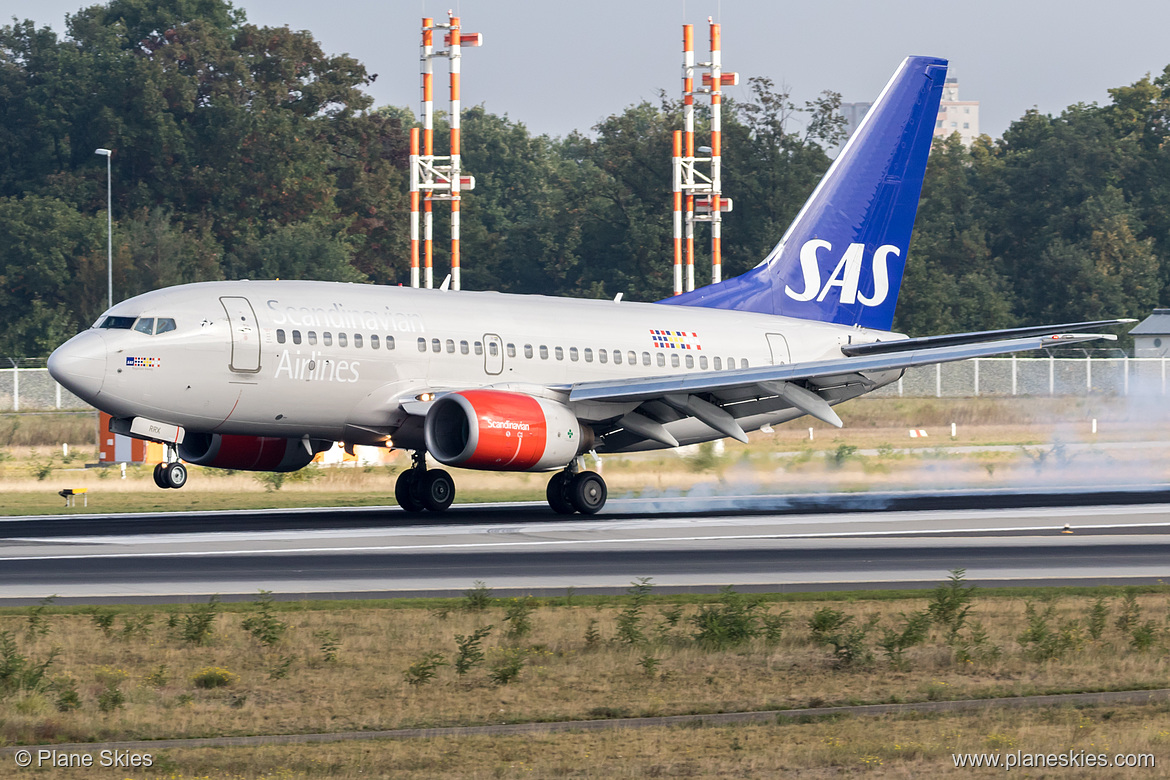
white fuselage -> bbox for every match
[54,280,900,451]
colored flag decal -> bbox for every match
[126,356,161,368]
[650,329,701,350]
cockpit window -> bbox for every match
[99,316,136,330]
[133,318,155,334]
[155,318,177,334]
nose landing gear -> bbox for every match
[152,445,187,489]
[395,451,455,513]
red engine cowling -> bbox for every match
[178,433,332,472]
[424,390,591,471]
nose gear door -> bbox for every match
[220,296,261,372]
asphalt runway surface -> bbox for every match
[3,486,1170,604]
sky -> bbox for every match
[8,0,1170,140]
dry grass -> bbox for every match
[22,703,1170,779]
[0,413,95,447]
[3,588,1170,752]
[3,403,1169,515]
[45,706,1170,780]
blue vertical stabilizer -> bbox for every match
[662,56,948,331]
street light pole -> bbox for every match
[94,148,112,310]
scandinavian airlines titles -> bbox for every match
[265,299,426,332]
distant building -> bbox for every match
[1130,309,1170,357]
[839,102,872,139]
[838,75,980,148]
[934,76,980,146]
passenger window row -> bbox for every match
[276,329,395,350]
[412,337,749,371]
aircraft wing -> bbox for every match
[567,331,1116,406]
[557,330,1114,447]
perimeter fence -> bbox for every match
[2,357,1169,412]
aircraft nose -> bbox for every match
[48,332,107,403]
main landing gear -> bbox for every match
[152,445,187,489]
[395,451,455,513]
[546,466,607,515]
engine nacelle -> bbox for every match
[424,390,591,471]
[178,433,332,472]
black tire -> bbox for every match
[546,472,575,514]
[420,469,455,512]
[569,471,607,515]
[395,470,425,513]
[153,463,168,489]
[164,462,187,489]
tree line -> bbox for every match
[2,0,1168,356]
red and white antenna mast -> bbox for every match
[672,19,736,295]
[409,11,482,290]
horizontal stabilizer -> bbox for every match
[842,319,1134,357]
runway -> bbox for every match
[3,488,1170,603]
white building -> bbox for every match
[1131,309,1170,357]
[934,77,980,146]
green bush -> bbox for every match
[1017,603,1083,660]
[761,610,793,645]
[0,632,59,697]
[268,655,295,680]
[503,597,535,639]
[1130,620,1159,652]
[119,613,154,641]
[404,653,447,686]
[52,675,80,712]
[690,587,761,650]
[637,654,661,678]
[462,581,494,611]
[454,625,493,675]
[878,610,930,670]
[928,568,975,642]
[488,648,525,686]
[254,472,285,491]
[26,595,55,637]
[808,607,853,644]
[826,443,857,468]
[584,619,601,648]
[180,595,221,645]
[615,579,654,646]
[143,665,170,689]
[90,609,116,637]
[314,630,339,663]
[1087,597,1108,640]
[191,666,238,689]
[97,685,124,712]
[241,590,287,647]
[1116,589,1141,634]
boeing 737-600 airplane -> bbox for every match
[48,56,1126,515]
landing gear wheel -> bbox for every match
[395,470,425,513]
[420,469,455,513]
[546,472,575,514]
[163,462,187,490]
[569,471,607,515]
[153,463,168,489]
